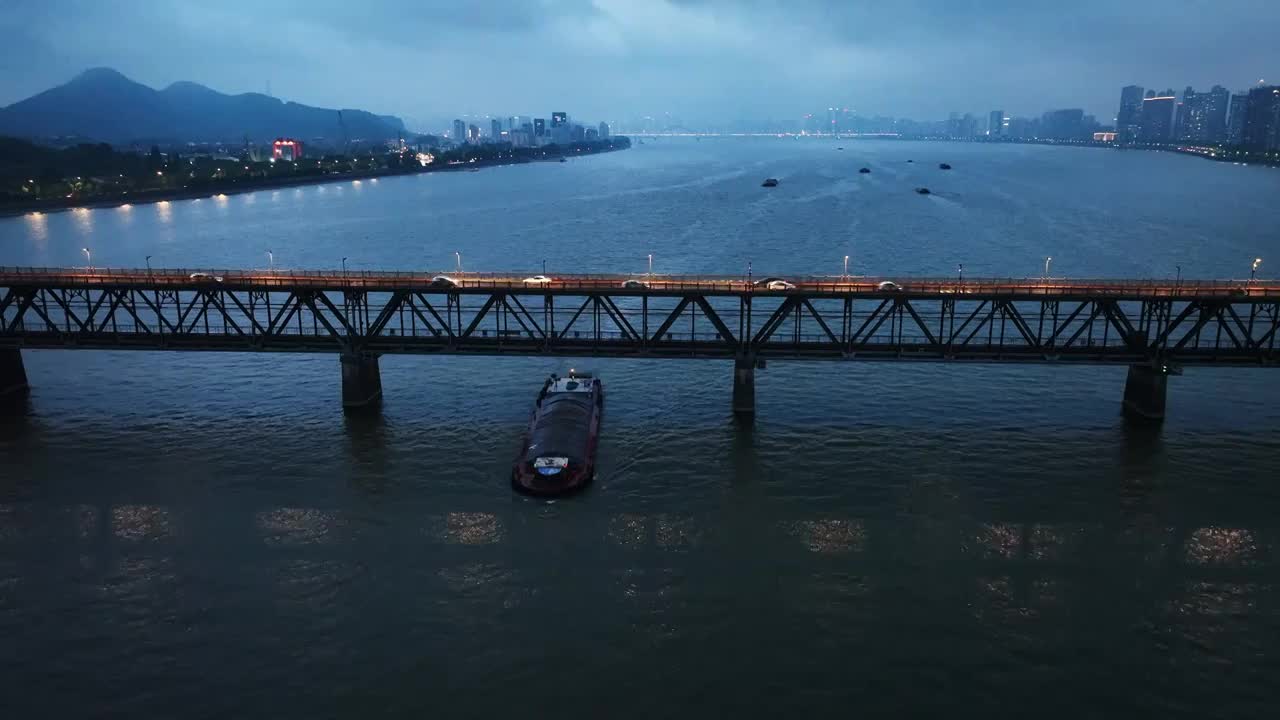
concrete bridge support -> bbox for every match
[1,349,29,401]
[732,353,756,416]
[1122,364,1168,423]
[341,352,382,411]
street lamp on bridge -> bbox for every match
[267,250,274,273]
[1252,257,1262,281]
[843,255,849,278]
[342,257,348,274]
[958,263,964,284]
[145,255,151,274]
[455,251,462,274]
[82,247,91,270]
[648,253,654,277]
[1044,256,1052,278]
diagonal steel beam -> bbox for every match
[556,296,595,340]
[413,293,455,338]
[799,298,839,345]
[91,290,127,333]
[1044,300,1091,347]
[461,294,500,338]
[959,301,1001,347]
[4,293,34,333]
[1059,302,1106,350]
[649,296,693,343]
[1223,304,1259,350]
[597,295,638,341]
[224,291,269,337]
[505,294,547,339]
[134,290,179,334]
[114,291,155,335]
[751,297,798,345]
[848,298,892,346]
[946,299,989,345]
[999,300,1039,349]
[366,290,408,339]
[44,288,92,334]
[1153,301,1200,349]
[203,290,248,337]
[265,293,302,336]
[314,291,360,338]
[1171,303,1219,351]
[299,293,350,346]
[694,296,737,345]
[900,298,940,347]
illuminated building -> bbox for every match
[988,110,1005,137]
[1139,90,1176,142]
[551,112,567,128]
[1227,93,1250,145]
[1116,85,1145,143]
[271,138,303,161]
[1093,132,1118,142]
[1242,85,1280,151]
[452,119,466,144]
[491,118,503,141]
[534,118,546,137]
[1175,85,1230,143]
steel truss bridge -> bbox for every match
[3,267,1279,418]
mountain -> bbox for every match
[0,68,406,146]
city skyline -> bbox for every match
[2,1,1277,127]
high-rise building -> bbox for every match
[1242,85,1280,152]
[467,124,480,143]
[534,118,546,137]
[491,119,503,140]
[1041,108,1085,139]
[1116,85,1145,143]
[1139,90,1176,143]
[598,121,610,139]
[452,119,466,144]
[1176,85,1231,143]
[551,112,567,128]
[1227,93,1250,145]
[988,110,1005,137]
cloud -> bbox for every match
[2,0,1277,130]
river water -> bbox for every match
[2,139,1280,717]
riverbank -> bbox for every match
[0,140,630,217]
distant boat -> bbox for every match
[559,158,567,163]
[837,147,844,150]
[907,159,914,163]
[761,178,779,187]
[858,167,871,174]
[939,163,952,170]
[915,187,931,195]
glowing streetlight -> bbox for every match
[958,263,964,284]
[82,247,91,270]
[1252,257,1262,281]
[648,253,654,277]
[843,255,849,278]
[267,250,274,272]
[455,251,462,273]
[1044,256,1052,278]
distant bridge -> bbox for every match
[3,266,1278,420]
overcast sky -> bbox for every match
[2,0,1276,131]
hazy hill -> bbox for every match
[0,68,406,145]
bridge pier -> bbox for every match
[1122,364,1168,423]
[341,352,382,411]
[732,353,756,416]
[0,349,29,402]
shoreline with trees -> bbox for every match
[0,136,631,217]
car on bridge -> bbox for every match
[522,275,554,286]
[755,277,796,291]
[188,272,223,283]
[877,281,902,292]
[621,279,649,289]
[430,275,458,289]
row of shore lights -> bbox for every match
[73,249,1264,280]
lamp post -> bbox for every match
[1252,257,1262,281]
[145,255,152,274]
[267,250,274,273]
[648,253,653,277]
[342,256,348,274]
[1044,256,1052,278]
[843,255,849,278]
[542,258,547,275]
[82,247,91,270]
[455,251,462,273]
[958,263,964,284]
